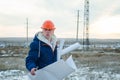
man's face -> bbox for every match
[42,28,55,39]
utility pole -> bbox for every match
[76,10,79,41]
[83,0,90,51]
[26,18,28,47]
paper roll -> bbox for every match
[61,42,80,55]
[57,39,65,60]
[59,39,65,50]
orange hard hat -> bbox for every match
[41,20,56,30]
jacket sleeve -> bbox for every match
[25,41,39,71]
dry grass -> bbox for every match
[0,45,120,74]
[0,56,26,70]
[61,51,120,73]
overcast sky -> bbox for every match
[0,0,120,39]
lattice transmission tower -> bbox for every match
[83,0,90,51]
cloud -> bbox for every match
[90,0,120,22]
[0,0,120,38]
[90,15,120,36]
[0,26,25,37]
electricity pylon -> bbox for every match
[83,0,90,51]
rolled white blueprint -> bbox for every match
[61,42,80,55]
[59,39,65,51]
[57,50,61,61]
[57,39,65,60]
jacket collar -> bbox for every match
[36,32,57,51]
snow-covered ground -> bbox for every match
[65,67,120,80]
[0,38,120,80]
[1,66,120,80]
[0,70,28,80]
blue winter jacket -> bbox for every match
[25,32,57,71]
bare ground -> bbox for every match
[0,56,26,71]
[0,51,120,74]
[62,51,120,74]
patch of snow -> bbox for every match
[1,67,120,80]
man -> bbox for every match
[25,20,57,75]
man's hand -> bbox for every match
[30,68,37,75]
